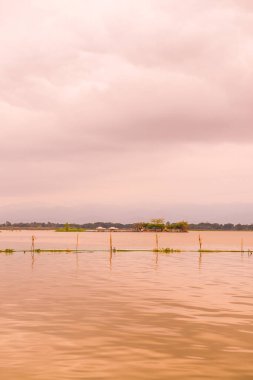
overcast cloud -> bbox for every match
[1,0,253,223]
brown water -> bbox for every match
[0,231,253,379]
[1,230,253,251]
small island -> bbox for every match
[55,223,86,232]
[134,219,189,232]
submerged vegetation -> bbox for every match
[153,248,181,253]
[0,246,252,255]
[34,249,73,253]
[0,249,14,254]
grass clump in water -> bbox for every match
[0,249,14,254]
[34,249,73,253]
[153,248,181,253]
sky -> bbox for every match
[1,0,253,223]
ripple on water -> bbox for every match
[0,238,253,379]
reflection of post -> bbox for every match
[109,249,112,269]
[31,251,35,270]
[109,232,113,253]
[155,234,159,251]
[75,252,79,270]
[198,252,202,270]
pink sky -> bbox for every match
[1,0,253,223]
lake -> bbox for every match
[0,231,253,379]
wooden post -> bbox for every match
[109,232,113,253]
[76,233,79,251]
[31,235,35,253]
[198,235,202,251]
[241,238,244,253]
[31,235,35,269]
[155,234,159,251]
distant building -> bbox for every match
[96,226,106,231]
[109,227,119,231]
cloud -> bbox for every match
[0,0,253,221]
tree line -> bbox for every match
[189,223,253,231]
[0,219,189,232]
[1,220,253,231]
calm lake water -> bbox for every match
[0,231,253,379]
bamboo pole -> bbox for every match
[109,232,113,253]
[31,235,35,253]
[76,233,79,252]
[155,234,159,251]
[198,235,202,251]
[31,235,35,269]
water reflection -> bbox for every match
[31,251,35,270]
[75,252,79,271]
[0,247,253,379]
[109,249,113,269]
[198,252,202,271]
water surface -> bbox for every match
[0,231,253,379]
[1,230,253,251]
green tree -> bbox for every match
[64,223,70,231]
[150,218,165,225]
[169,221,189,232]
[147,218,166,231]
[133,222,146,231]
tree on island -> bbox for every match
[133,219,189,232]
[167,221,189,232]
[145,218,166,231]
[133,220,165,232]
[55,223,85,232]
[133,222,146,232]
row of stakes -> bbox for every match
[30,232,161,253]
[28,233,253,255]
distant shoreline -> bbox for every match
[1,228,253,232]
[1,221,253,232]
